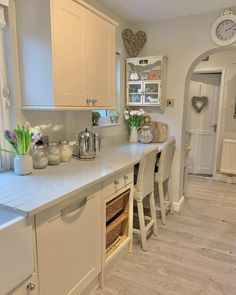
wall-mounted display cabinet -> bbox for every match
[126,56,167,112]
[16,0,117,110]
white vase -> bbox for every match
[129,127,138,143]
[14,155,33,176]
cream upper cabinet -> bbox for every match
[51,0,88,107]
[16,0,117,110]
[35,185,102,295]
[86,14,116,107]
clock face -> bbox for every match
[216,19,236,41]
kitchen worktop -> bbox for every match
[0,142,163,216]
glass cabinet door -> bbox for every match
[143,81,160,105]
[127,82,142,105]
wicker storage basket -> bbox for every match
[106,195,124,223]
[106,222,122,249]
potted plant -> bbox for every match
[0,125,41,175]
[92,111,101,126]
[110,110,120,124]
[110,110,120,123]
[124,109,145,142]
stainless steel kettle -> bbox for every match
[78,128,101,160]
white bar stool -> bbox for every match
[133,146,158,251]
[155,137,176,225]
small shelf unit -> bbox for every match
[126,56,167,112]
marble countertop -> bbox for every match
[0,142,163,216]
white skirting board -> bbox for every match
[173,195,185,212]
[213,173,236,184]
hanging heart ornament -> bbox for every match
[122,29,147,57]
[191,96,209,113]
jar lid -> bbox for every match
[35,145,45,150]
[49,142,58,147]
[60,140,69,145]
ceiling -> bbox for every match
[100,0,236,24]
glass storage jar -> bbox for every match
[32,145,48,169]
[60,140,72,162]
[48,142,61,165]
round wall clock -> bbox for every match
[211,9,236,46]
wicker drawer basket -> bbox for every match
[106,194,124,223]
[106,222,122,249]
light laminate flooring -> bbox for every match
[95,176,236,295]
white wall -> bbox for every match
[131,9,236,203]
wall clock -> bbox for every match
[211,9,236,46]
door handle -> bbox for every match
[211,124,217,133]
[61,197,87,216]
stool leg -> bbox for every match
[167,179,174,214]
[150,191,158,236]
[137,200,148,251]
[158,183,166,225]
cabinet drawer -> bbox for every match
[102,167,133,199]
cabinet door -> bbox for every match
[127,81,143,105]
[10,274,38,295]
[36,187,102,295]
[143,81,160,105]
[51,0,88,107]
[86,15,116,108]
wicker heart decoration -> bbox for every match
[122,29,147,57]
[191,96,209,113]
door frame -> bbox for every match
[190,67,225,178]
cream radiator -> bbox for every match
[220,139,236,175]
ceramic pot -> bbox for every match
[139,126,153,144]
[129,127,138,143]
[14,155,33,175]
[110,115,119,123]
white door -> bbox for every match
[187,73,221,175]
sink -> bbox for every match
[0,207,34,295]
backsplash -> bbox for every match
[22,110,129,147]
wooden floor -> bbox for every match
[95,176,236,295]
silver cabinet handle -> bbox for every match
[61,197,87,216]
[123,175,129,181]
[86,99,91,105]
[26,283,36,291]
[114,180,119,185]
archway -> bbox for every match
[181,46,236,188]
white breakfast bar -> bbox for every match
[0,142,163,295]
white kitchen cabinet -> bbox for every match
[16,0,117,110]
[126,56,167,112]
[101,167,134,269]
[86,14,116,107]
[10,274,38,295]
[35,185,102,295]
